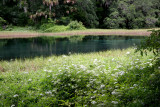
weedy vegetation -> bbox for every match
[0,30,159,107]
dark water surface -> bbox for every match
[0,35,145,60]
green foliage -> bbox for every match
[67,21,86,30]
[137,30,160,56]
[40,18,55,31]
[0,0,160,29]
[0,17,7,30]
[0,48,160,106]
[0,17,6,25]
[0,0,28,26]
[73,0,99,28]
[103,15,125,29]
[136,30,160,65]
[103,0,159,29]
[145,17,158,28]
[44,25,67,32]
[58,17,71,26]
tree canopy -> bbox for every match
[0,0,159,28]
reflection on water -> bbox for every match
[0,35,145,60]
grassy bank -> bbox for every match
[1,28,160,39]
[0,48,160,106]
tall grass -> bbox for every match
[0,48,159,106]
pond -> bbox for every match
[0,35,145,60]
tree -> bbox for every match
[71,0,99,28]
[136,30,160,65]
[0,0,29,26]
[103,0,159,29]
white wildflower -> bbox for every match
[87,84,90,87]
[100,84,105,89]
[114,82,117,84]
[40,94,43,96]
[23,72,28,74]
[126,52,130,55]
[130,66,133,70]
[118,71,125,76]
[44,69,47,72]
[111,101,118,104]
[28,79,32,82]
[94,59,98,62]
[93,91,97,93]
[112,58,115,61]
[91,96,95,99]
[146,62,150,64]
[135,65,139,68]
[133,84,138,87]
[13,94,19,97]
[91,101,96,104]
[47,70,52,73]
[111,90,119,95]
[111,74,115,76]
[62,55,67,58]
[117,65,122,68]
[68,52,71,55]
[80,65,86,71]
[114,69,117,71]
[45,91,52,95]
[11,104,15,107]
[134,47,137,50]
[115,86,119,88]
[48,59,52,62]
[130,87,134,89]
[102,94,105,96]
[149,63,153,66]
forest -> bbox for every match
[0,0,160,31]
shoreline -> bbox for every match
[0,29,153,39]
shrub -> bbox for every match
[136,30,160,58]
[103,17,125,29]
[44,25,67,32]
[0,17,7,30]
[58,17,71,26]
[40,18,55,31]
[67,21,86,30]
[145,17,158,28]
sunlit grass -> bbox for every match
[0,48,159,106]
[1,27,160,39]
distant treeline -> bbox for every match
[0,0,160,29]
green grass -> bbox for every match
[1,26,41,33]
[0,48,160,106]
[1,26,160,32]
[44,25,68,32]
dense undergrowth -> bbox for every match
[0,19,86,33]
[40,20,86,32]
[0,48,159,107]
